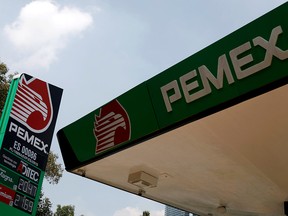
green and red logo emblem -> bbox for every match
[93,100,131,153]
[10,75,53,133]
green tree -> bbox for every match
[0,62,13,116]
[36,191,53,216]
[54,204,75,216]
[45,151,64,184]
[142,211,150,216]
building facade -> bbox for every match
[165,206,190,216]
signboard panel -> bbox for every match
[0,150,41,184]
[0,165,19,189]
[0,73,62,215]
[0,184,15,205]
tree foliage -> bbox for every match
[54,204,75,216]
[0,62,11,116]
[45,151,64,184]
[36,191,53,216]
[142,211,150,216]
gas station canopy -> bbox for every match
[57,3,288,216]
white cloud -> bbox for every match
[113,207,164,216]
[113,207,141,216]
[152,210,165,216]
[3,0,93,70]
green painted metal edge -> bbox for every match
[0,202,30,216]
[0,75,20,148]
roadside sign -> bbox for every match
[0,74,62,215]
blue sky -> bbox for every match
[0,1,286,215]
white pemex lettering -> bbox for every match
[161,25,288,112]
[9,122,49,154]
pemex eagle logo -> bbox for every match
[93,100,131,153]
[10,74,53,133]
